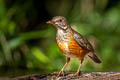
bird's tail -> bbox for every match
[88,52,101,63]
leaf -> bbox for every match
[31,47,50,64]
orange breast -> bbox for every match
[57,42,67,55]
[57,38,88,60]
[56,31,88,60]
[68,38,89,60]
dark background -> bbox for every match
[0,0,120,78]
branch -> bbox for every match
[13,72,120,80]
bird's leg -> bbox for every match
[57,57,70,77]
[72,59,84,76]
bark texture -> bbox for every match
[13,72,120,80]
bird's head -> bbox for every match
[47,16,69,30]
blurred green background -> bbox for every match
[0,0,120,77]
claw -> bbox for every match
[57,70,64,77]
[70,71,81,77]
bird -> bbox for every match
[46,16,101,77]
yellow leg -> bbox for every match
[57,57,70,77]
[72,59,83,76]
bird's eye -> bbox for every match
[59,19,62,22]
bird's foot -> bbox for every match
[57,69,64,77]
[70,71,81,77]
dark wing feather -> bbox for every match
[73,31,94,51]
[73,31,101,63]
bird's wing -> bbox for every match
[73,31,94,51]
[73,31,101,63]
